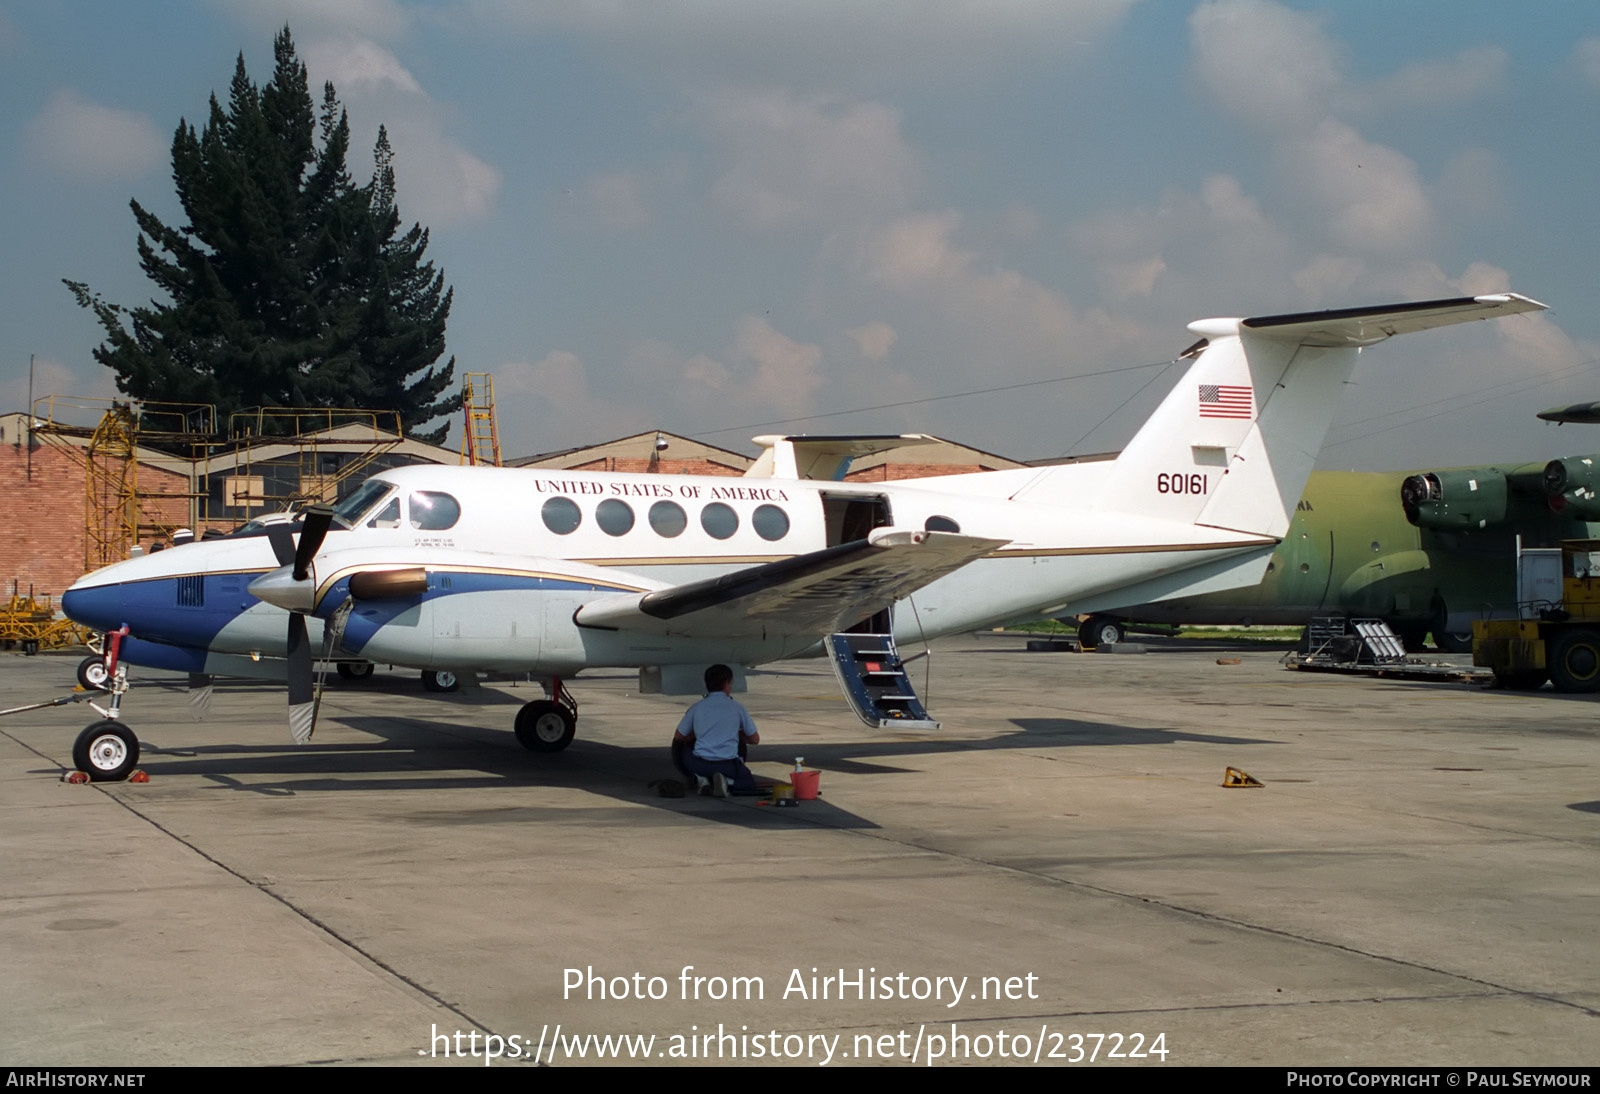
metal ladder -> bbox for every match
[825,632,939,729]
[1351,619,1408,663]
[461,372,502,467]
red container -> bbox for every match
[790,769,820,800]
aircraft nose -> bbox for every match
[61,581,126,632]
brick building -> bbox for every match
[0,412,191,600]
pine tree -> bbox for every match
[65,27,459,441]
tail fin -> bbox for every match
[1016,294,1545,538]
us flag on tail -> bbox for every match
[1198,384,1252,419]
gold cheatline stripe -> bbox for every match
[315,564,647,601]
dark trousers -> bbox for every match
[679,749,759,792]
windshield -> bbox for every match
[332,479,396,529]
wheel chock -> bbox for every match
[62,770,91,784]
[127,770,149,784]
[1222,766,1263,788]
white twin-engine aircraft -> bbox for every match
[62,294,1543,780]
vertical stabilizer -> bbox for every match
[1014,294,1546,540]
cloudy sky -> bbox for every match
[3,0,1599,471]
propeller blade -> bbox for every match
[286,612,316,744]
[265,524,295,568]
[293,504,334,581]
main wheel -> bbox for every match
[72,720,139,782]
[76,656,110,691]
[1077,616,1124,650]
[1549,629,1600,692]
[1433,630,1474,654]
[421,669,459,693]
[514,700,576,753]
[336,661,375,681]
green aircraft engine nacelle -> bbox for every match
[1542,455,1600,518]
[1400,468,1509,530]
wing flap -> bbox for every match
[575,528,1006,638]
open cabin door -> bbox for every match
[819,492,940,728]
[821,492,892,634]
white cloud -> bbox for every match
[1351,47,1507,113]
[1281,120,1431,254]
[702,90,920,231]
[24,90,165,181]
[382,117,502,226]
[847,322,897,363]
[1189,0,1341,132]
[1192,1,1505,129]
[1068,174,1293,307]
[1435,147,1504,220]
[494,350,649,446]
[301,38,502,226]
[722,317,825,419]
[1290,254,1366,302]
[858,210,1123,379]
[303,37,422,93]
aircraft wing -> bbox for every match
[574,528,1007,638]
[1238,293,1545,347]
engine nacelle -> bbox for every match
[1542,454,1600,518]
[1401,469,1508,530]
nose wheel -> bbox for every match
[73,720,140,782]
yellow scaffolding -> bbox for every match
[461,372,502,467]
[219,408,405,514]
[30,397,214,570]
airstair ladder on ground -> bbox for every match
[1351,619,1408,663]
[826,632,940,729]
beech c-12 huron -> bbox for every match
[60,294,1544,780]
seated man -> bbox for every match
[674,664,760,797]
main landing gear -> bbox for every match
[514,675,578,753]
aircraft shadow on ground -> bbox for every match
[43,708,1279,832]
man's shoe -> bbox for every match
[695,775,711,796]
[712,773,730,798]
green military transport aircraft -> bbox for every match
[1074,453,1600,651]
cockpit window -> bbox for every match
[332,480,395,528]
[368,499,401,529]
[409,491,461,531]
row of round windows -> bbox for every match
[542,497,792,541]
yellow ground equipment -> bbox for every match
[1473,538,1600,691]
[0,594,89,652]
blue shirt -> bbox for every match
[676,692,757,761]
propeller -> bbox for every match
[249,505,334,744]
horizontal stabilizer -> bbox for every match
[575,528,1006,638]
[1234,293,1546,346]
[746,434,939,480]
